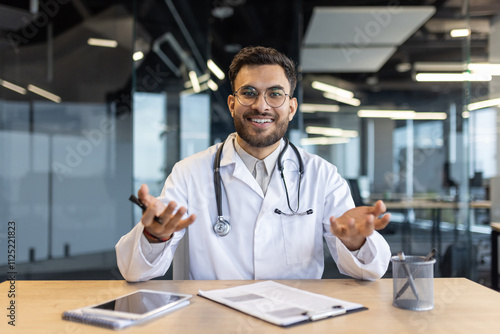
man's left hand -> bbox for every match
[330,200,391,251]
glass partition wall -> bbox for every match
[0,1,211,279]
[0,2,135,278]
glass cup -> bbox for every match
[391,255,436,311]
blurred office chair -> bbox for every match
[347,178,364,207]
[173,230,190,279]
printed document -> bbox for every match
[198,281,364,326]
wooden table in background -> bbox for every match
[469,200,492,210]
[1,278,499,333]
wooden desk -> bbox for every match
[1,279,499,333]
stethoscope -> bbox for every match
[213,137,313,237]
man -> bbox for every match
[116,46,391,282]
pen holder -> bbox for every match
[391,255,436,311]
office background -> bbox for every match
[0,0,498,287]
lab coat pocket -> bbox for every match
[280,212,317,264]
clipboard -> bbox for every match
[198,281,367,327]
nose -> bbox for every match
[251,92,270,111]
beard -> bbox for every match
[234,111,289,148]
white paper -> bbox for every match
[198,281,364,326]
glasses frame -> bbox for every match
[234,86,290,108]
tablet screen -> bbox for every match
[91,291,182,315]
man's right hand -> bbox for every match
[138,184,196,243]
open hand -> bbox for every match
[330,200,390,251]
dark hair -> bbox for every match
[228,46,297,96]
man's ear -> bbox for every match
[288,97,298,121]
[227,95,235,118]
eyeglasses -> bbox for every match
[234,86,289,108]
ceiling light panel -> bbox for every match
[301,137,350,146]
[300,103,340,113]
[27,84,61,103]
[0,79,27,95]
[413,62,466,72]
[450,28,470,37]
[468,98,500,111]
[87,38,118,48]
[189,71,200,93]
[207,59,225,80]
[415,72,492,82]
[311,81,353,98]
[305,126,359,138]
[323,92,361,106]
[357,109,447,120]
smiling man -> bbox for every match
[229,62,294,158]
[116,46,392,282]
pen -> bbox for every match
[395,248,436,300]
[397,251,419,300]
[302,305,345,321]
[129,195,164,224]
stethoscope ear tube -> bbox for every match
[213,141,231,237]
[277,137,303,174]
[213,141,225,218]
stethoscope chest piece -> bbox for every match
[213,216,231,237]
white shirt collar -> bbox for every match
[233,136,282,177]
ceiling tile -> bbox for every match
[301,47,397,73]
[304,6,436,46]
[0,5,33,31]
[302,6,435,73]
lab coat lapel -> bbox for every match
[259,143,299,215]
[219,134,264,198]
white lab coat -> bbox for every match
[116,133,391,282]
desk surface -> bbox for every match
[1,278,499,333]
